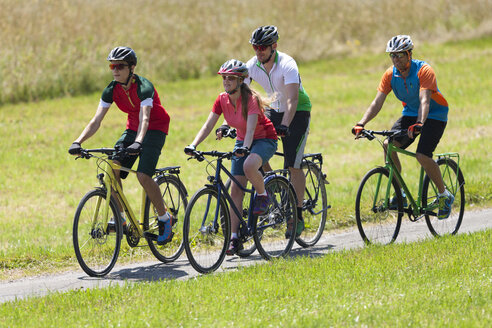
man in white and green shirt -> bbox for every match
[246,25,312,238]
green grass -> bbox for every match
[1,37,491,278]
[1,229,490,327]
[1,0,491,104]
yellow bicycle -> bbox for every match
[72,147,188,277]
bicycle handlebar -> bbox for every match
[75,147,129,160]
[359,129,407,140]
[188,150,240,162]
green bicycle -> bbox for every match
[355,129,465,245]
[72,147,188,277]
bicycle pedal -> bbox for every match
[143,231,158,241]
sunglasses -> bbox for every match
[222,75,239,81]
[389,52,407,59]
[252,44,269,51]
[109,63,129,70]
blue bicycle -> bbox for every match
[183,150,298,274]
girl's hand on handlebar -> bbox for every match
[234,146,250,157]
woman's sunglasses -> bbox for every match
[109,63,129,70]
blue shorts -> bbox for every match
[231,138,278,176]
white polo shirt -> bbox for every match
[245,51,311,113]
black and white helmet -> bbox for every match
[249,25,279,46]
[107,46,137,66]
[386,35,414,53]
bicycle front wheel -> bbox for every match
[296,160,328,247]
[422,157,465,236]
[183,187,230,274]
[144,175,188,263]
[355,167,403,245]
[73,189,122,277]
[254,176,297,260]
[224,178,256,258]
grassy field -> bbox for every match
[0,38,492,279]
[0,36,491,279]
[1,229,490,327]
[1,0,492,104]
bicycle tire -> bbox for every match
[183,186,230,274]
[422,158,465,236]
[224,177,257,258]
[355,167,403,245]
[144,175,188,263]
[254,175,297,260]
[296,160,328,247]
[73,188,122,277]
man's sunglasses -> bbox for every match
[109,63,129,70]
[389,52,407,59]
[252,44,270,51]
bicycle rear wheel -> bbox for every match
[183,187,230,274]
[355,167,403,245]
[144,175,188,263]
[254,176,297,260]
[73,189,122,277]
[296,160,328,247]
[422,157,465,236]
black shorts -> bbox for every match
[266,109,310,169]
[390,116,447,158]
[114,129,166,179]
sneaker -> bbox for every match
[157,213,174,245]
[437,193,455,220]
[253,194,270,215]
[388,195,407,210]
[296,219,305,237]
[285,217,303,239]
[226,238,243,256]
[106,218,127,235]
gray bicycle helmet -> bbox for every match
[386,35,414,53]
[107,46,137,66]
[249,25,279,45]
[217,59,249,78]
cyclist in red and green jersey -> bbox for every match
[68,46,174,244]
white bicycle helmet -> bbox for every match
[386,35,414,53]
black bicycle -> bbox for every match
[222,128,330,249]
[183,149,298,274]
[277,152,330,247]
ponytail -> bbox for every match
[240,83,272,120]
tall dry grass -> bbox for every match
[1,0,492,104]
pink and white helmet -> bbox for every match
[217,59,249,78]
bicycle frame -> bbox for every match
[206,156,257,237]
[382,140,461,219]
[97,159,146,236]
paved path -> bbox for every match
[1,209,490,303]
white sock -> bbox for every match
[158,212,170,222]
[438,189,450,198]
[231,232,238,239]
[120,212,126,223]
[257,191,267,197]
[401,188,406,197]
